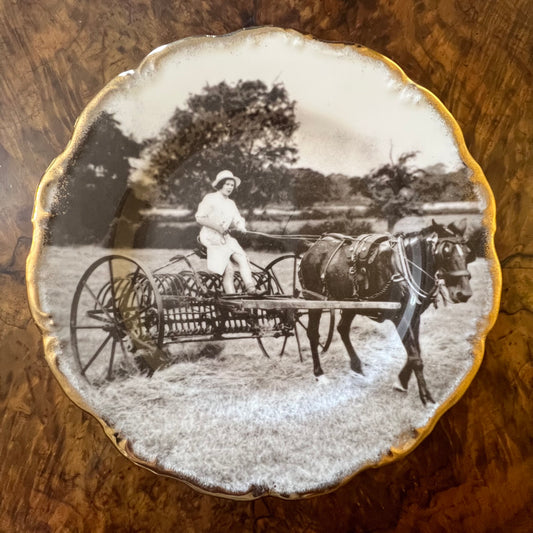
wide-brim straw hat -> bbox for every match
[212,169,241,189]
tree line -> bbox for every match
[46,79,476,246]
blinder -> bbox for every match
[435,237,472,279]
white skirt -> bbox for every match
[199,227,246,275]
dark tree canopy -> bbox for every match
[364,152,426,232]
[47,112,144,245]
[144,80,299,212]
[411,163,475,202]
[289,168,333,208]
[363,153,475,232]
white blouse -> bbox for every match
[195,192,246,244]
[195,191,247,274]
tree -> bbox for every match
[347,175,367,197]
[412,163,475,202]
[47,112,144,245]
[143,80,299,213]
[289,168,332,208]
[364,151,426,232]
[326,173,354,204]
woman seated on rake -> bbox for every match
[195,170,260,295]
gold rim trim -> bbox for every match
[26,26,502,500]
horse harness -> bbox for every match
[433,236,472,280]
[316,233,395,300]
[313,232,468,307]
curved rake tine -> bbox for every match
[81,332,112,375]
[257,335,289,359]
[256,338,271,359]
[120,303,156,329]
[279,335,288,358]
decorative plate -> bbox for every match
[28,28,500,499]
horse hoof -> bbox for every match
[419,396,435,406]
[393,380,408,393]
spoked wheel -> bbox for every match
[70,255,164,385]
[257,254,335,360]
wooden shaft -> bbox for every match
[220,298,401,310]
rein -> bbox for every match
[243,230,321,241]
[239,229,469,307]
[397,235,471,306]
[395,237,440,305]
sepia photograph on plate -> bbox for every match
[27,27,500,499]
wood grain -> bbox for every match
[0,1,531,531]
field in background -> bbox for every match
[134,211,486,257]
[252,211,484,238]
[36,243,494,495]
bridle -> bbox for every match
[433,237,472,280]
[396,234,471,306]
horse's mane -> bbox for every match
[400,222,457,240]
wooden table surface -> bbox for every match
[1,1,531,531]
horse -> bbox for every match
[298,218,475,405]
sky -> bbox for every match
[102,28,465,177]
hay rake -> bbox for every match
[70,249,399,385]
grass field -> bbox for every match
[36,242,495,496]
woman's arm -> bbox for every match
[230,201,246,232]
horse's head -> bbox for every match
[426,218,474,303]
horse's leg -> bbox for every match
[307,309,324,377]
[396,316,422,388]
[397,320,434,405]
[411,319,434,403]
[337,309,363,374]
[394,303,417,389]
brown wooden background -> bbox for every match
[1,1,531,531]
